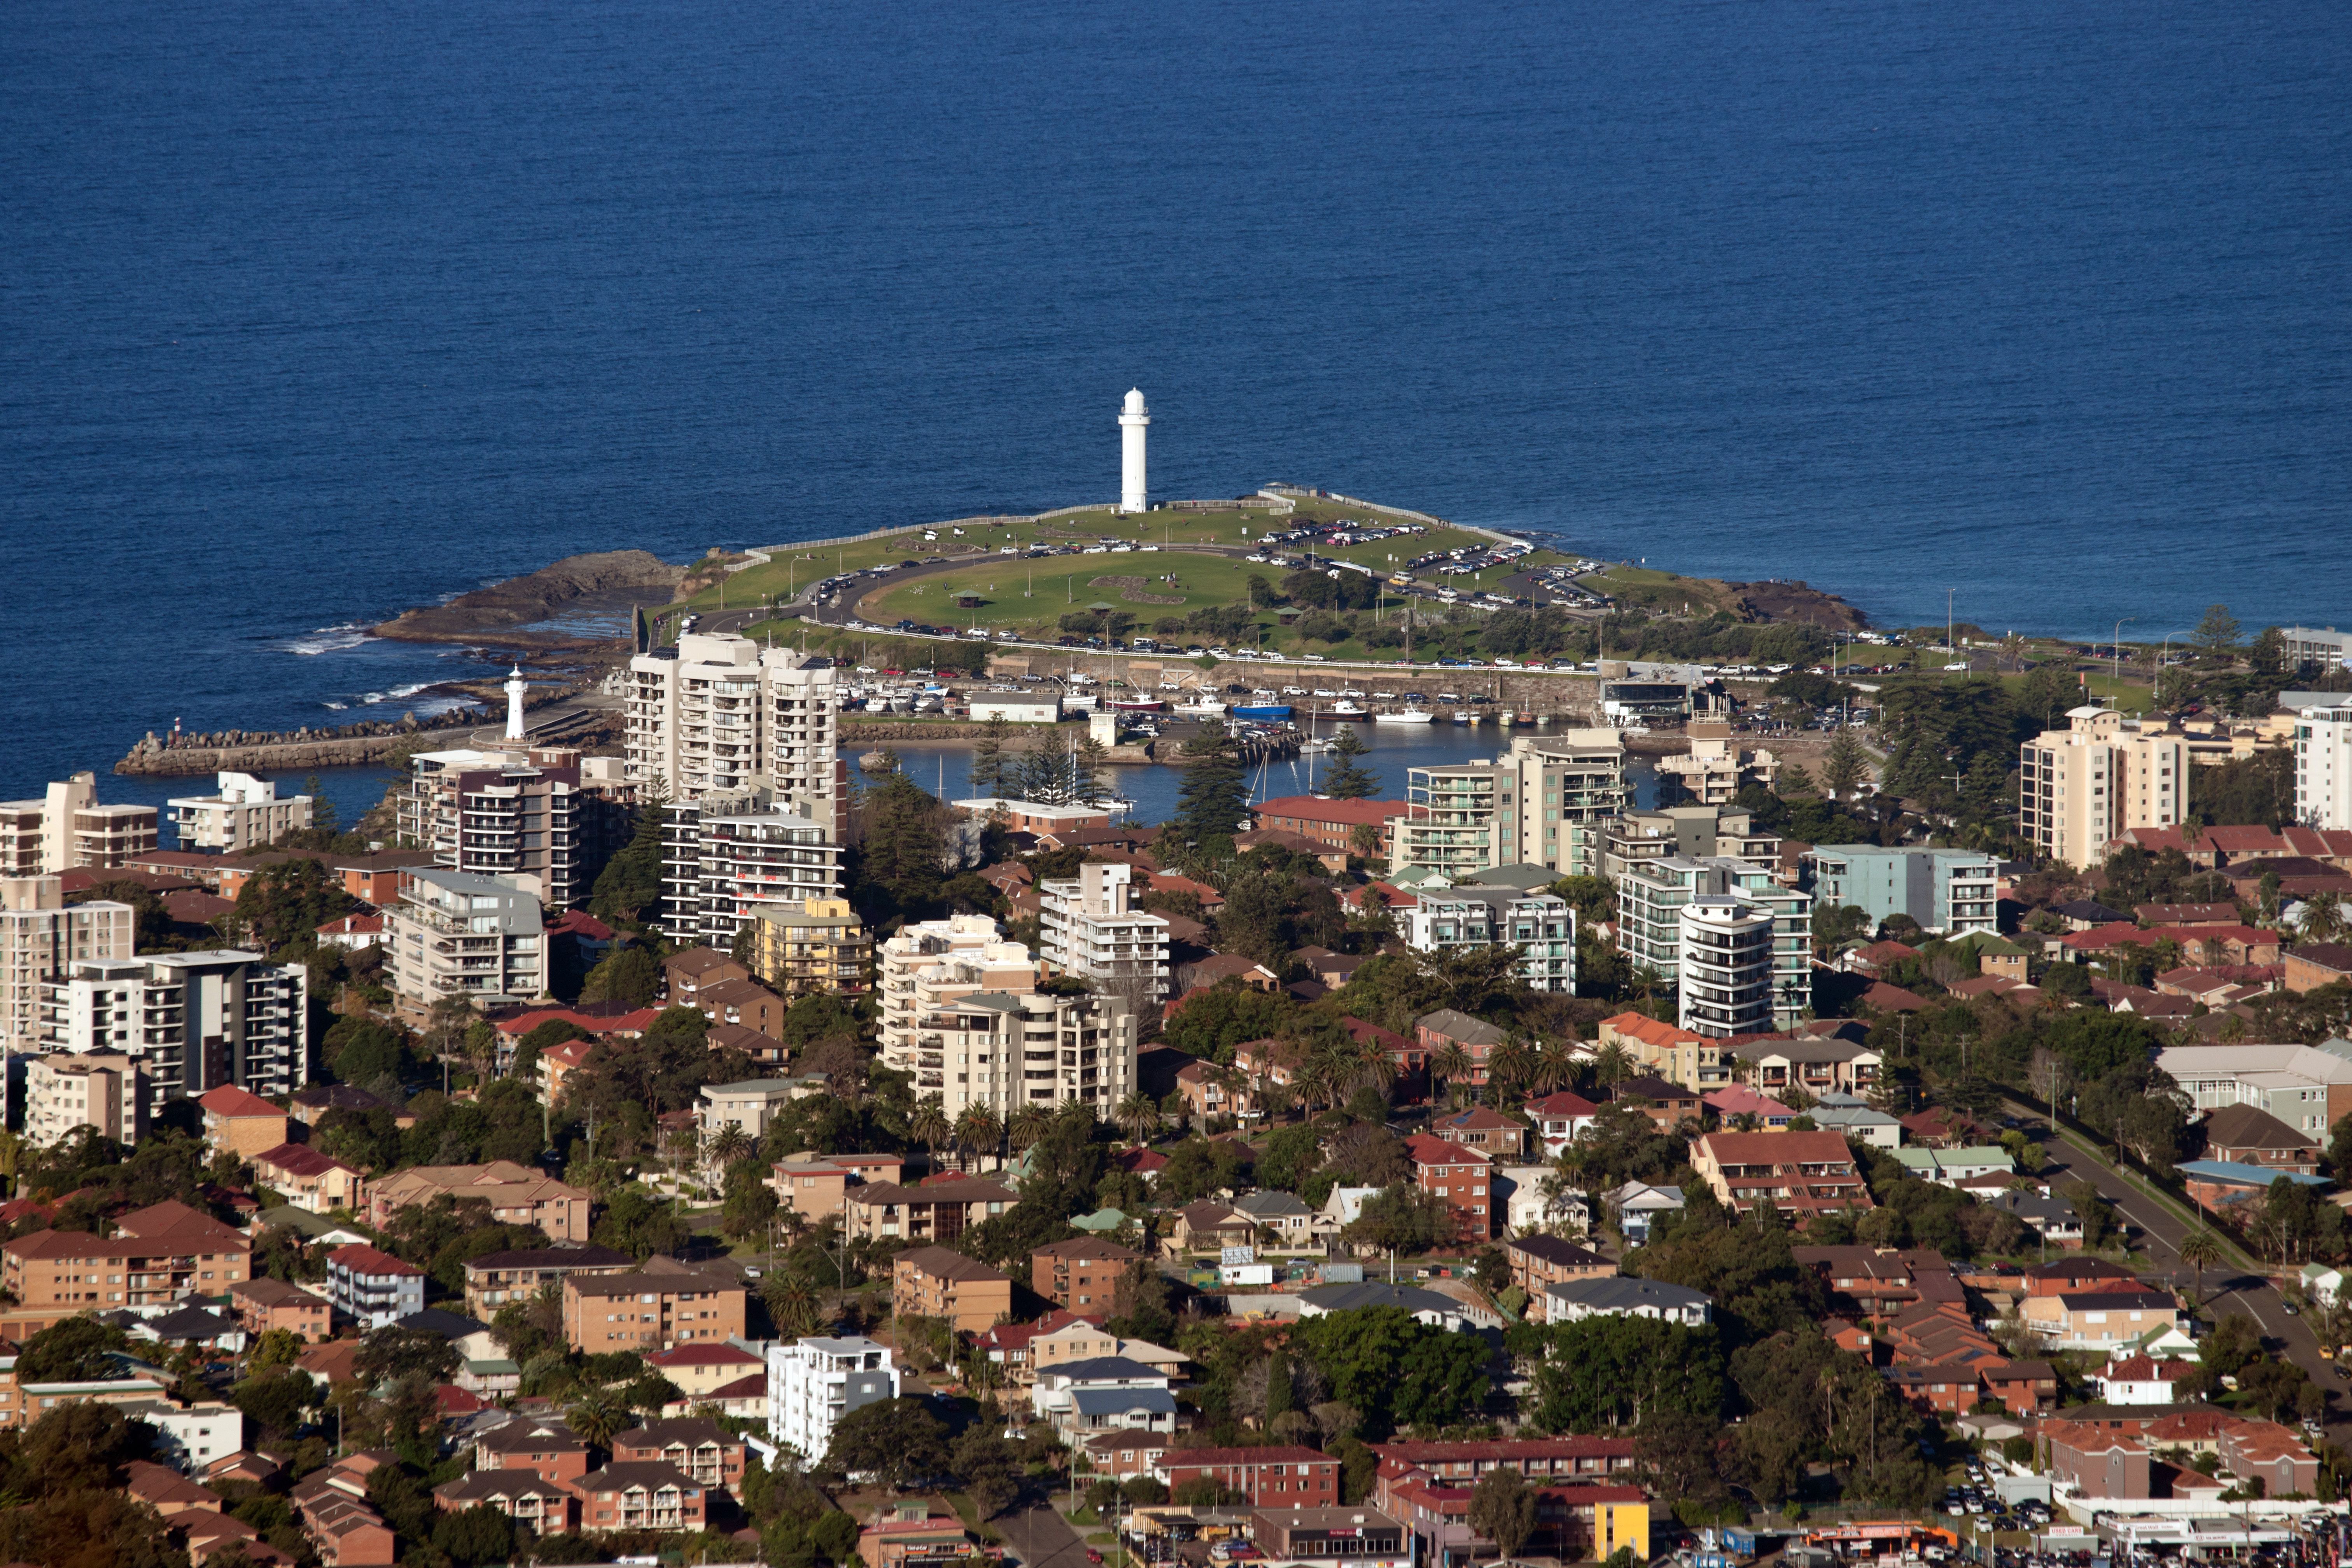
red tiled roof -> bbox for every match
[1251,796,1412,828]
[1600,1012,1703,1047]
[1404,1132,1490,1169]
[1857,982,1930,1012]
[253,1143,360,1178]
[328,1243,423,1277]
[1524,1090,1600,1119]
[199,1086,281,1118]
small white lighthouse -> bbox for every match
[504,665,528,740]
[1118,388,1150,513]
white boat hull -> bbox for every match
[1374,712,1434,725]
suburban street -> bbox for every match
[2024,1108,2349,1449]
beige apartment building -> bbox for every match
[2,876,135,1057]
[24,1053,147,1148]
[166,772,312,853]
[1388,731,1629,880]
[749,898,871,998]
[382,867,548,1019]
[0,774,158,876]
[38,951,307,1107]
[1039,862,1170,1003]
[624,633,845,830]
[396,747,628,908]
[662,802,844,948]
[2018,705,2190,870]
[877,914,1037,1078]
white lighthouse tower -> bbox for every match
[504,665,529,740]
[1118,388,1149,513]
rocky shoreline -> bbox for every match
[373,550,684,645]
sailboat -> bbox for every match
[1296,702,1335,750]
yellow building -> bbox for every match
[2018,706,2189,871]
[749,898,871,998]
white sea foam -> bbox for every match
[281,623,376,655]
[323,701,349,711]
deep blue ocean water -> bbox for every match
[6,0,2349,801]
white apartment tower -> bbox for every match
[1388,732,1629,880]
[397,747,627,908]
[1676,896,1778,1039]
[766,1336,900,1462]
[37,951,308,1109]
[1038,863,1171,1003]
[168,773,313,853]
[1618,856,1812,1030]
[1119,388,1149,513]
[661,794,845,947]
[2017,705,2188,871]
[624,634,845,834]
[0,773,159,875]
[2,876,135,1059]
[2294,704,2352,832]
[910,988,1137,1118]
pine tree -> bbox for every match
[1075,735,1112,806]
[1822,731,1871,801]
[857,772,945,910]
[591,785,670,926]
[1320,726,1378,800]
[971,716,1013,798]
[1173,731,1249,845]
[303,774,338,835]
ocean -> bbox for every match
[5,0,2349,800]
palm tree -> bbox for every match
[1526,1041,1575,1099]
[909,1095,952,1169]
[1114,1092,1163,1146]
[566,1385,629,1450]
[954,1105,1002,1172]
[1009,1104,1052,1155]
[765,1273,826,1338]
[1429,1041,1472,1108]
[1589,1041,1632,1099]
[709,1124,754,1169]
[2178,1229,2224,1308]
[1486,1038,1535,1103]
[2305,892,2346,944]
[1999,632,2029,673]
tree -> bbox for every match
[1321,728,1378,800]
[1524,1315,1726,1433]
[357,1325,461,1386]
[566,1385,630,1448]
[972,716,1015,798]
[822,1397,950,1489]
[434,1503,518,1568]
[1822,731,1871,800]
[2179,1230,2225,1307]
[1172,730,1250,847]
[581,944,658,1006]
[228,1366,317,1440]
[590,788,669,925]
[1339,1184,1453,1255]
[1288,1305,1490,1438]
[856,770,949,915]
[909,1096,952,1166]
[1468,1465,1537,1566]
[16,1317,133,1384]
[950,1424,1025,1518]
[2194,604,2243,662]
[1114,1092,1163,1146]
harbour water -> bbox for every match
[6,0,2348,796]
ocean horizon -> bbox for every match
[5,0,2348,796]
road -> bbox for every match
[997,1505,1098,1568]
[2023,1108,2348,1448]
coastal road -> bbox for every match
[2024,1110,2347,1447]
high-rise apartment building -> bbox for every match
[1805,845,1999,936]
[1601,805,1785,883]
[168,772,312,852]
[1401,889,1577,992]
[1676,896,1778,1038]
[397,747,628,908]
[766,1336,899,1463]
[382,869,548,1020]
[0,773,159,875]
[878,916,1037,1080]
[24,1052,148,1148]
[905,987,1137,1118]
[1038,863,1171,1003]
[661,800,844,947]
[2294,704,2352,832]
[1387,732,1628,880]
[2,877,135,1058]
[2017,705,2188,871]
[625,634,845,832]
[1618,856,1811,1029]
[36,951,308,1108]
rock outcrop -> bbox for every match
[374,551,685,643]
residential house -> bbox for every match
[1605,1181,1685,1244]
[1522,1091,1600,1157]
[325,1245,425,1329]
[1495,1165,1590,1237]
[892,1246,1015,1333]
[1596,1013,1721,1092]
[1611,1074,1703,1132]
[2092,1356,2198,1405]
[1731,1037,1884,1098]
[562,1257,748,1353]
[250,1144,365,1214]
[1232,1190,1326,1253]
[1689,1130,1874,1225]
[1031,1355,1180,1437]
[1542,1276,1711,1327]
[1806,1091,1903,1148]
[1890,1146,2016,1188]
[1030,1321,1187,1379]
[697,1078,805,1140]
[1430,1106,1530,1160]
[648,1340,765,1398]
[662,947,751,1006]
[2198,1103,2322,1171]
[1174,1059,1251,1124]
[1298,1281,1474,1332]
[432,1471,579,1535]
[2021,1289,2182,1351]
[1703,1086,1793,1128]
[472,1418,593,1484]
[1505,1235,1614,1313]
[1411,1009,1508,1090]
[366,1160,593,1242]
[1165,1202,1257,1257]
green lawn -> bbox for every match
[860,553,1274,634]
